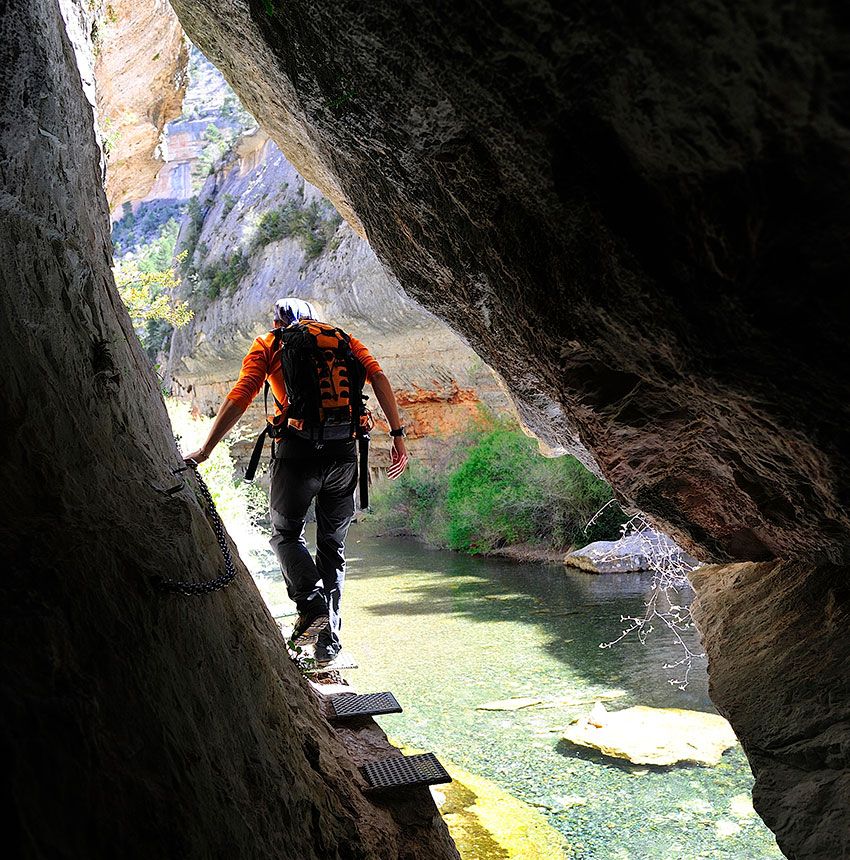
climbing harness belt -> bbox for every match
[152,461,237,596]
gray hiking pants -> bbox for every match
[269,455,357,657]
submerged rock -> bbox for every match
[428,757,570,859]
[566,529,699,574]
[563,704,738,766]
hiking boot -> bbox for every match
[290,612,329,647]
[313,647,340,668]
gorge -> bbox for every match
[2,0,849,858]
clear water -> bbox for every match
[253,527,784,860]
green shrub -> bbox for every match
[369,466,451,545]
[179,196,204,275]
[445,429,621,552]
[201,249,249,299]
[250,199,342,264]
[222,194,237,216]
[368,420,626,555]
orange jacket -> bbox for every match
[226,328,383,418]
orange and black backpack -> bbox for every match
[277,319,368,442]
[244,320,373,503]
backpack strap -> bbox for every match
[244,425,269,482]
[358,433,370,510]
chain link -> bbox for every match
[153,462,237,596]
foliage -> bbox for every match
[200,250,250,299]
[220,93,257,129]
[369,416,626,555]
[222,194,237,216]
[191,122,246,191]
[250,199,342,264]
[178,196,205,275]
[114,251,193,354]
[112,200,185,257]
[100,115,121,156]
[443,428,619,553]
[112,216,192,356]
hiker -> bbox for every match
[184,297,408,665]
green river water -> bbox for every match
[253,527,784,860]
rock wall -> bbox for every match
[166,128,511,474]
[164,1,850,856]
[145,48,254,204]
[94,0,188,213]
[171,0,850,566]
[692,562,850,859]
[0,1,458,857]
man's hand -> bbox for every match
[387,437,408,480]
[184,448,209,465]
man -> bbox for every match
[185,297,408,665]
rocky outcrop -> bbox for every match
[166,127,510,474]
[566,529,699,574]
[145,48,255,203]
[94,0,187,213]
[161,2,850,855]
[0,1,458,856]
[692,561,850,859]
[563,703,738,766]
[170,0,850,566]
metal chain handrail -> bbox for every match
[152,461,237,595]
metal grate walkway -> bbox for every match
[330,691,402,720]
[360,752,452,792]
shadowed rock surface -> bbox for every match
[0,1,459,857]
[692,561,850,859]
[171,0,850,565]
[163,1,850,855]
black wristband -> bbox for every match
[389,426,406,437]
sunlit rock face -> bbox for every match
[0,1,459,856]
[93,0,188,212]
[165,2,850,856]
[170,0,850,565]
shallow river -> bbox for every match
[254,528,784,860]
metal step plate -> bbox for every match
[330,691,403,720]
[360,753,452,792]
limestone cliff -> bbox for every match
[0,1,459,857]
[163,1,850,856]
[93,0,188,213]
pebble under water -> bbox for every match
[253,527,784,860]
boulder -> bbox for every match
[566,528,700,574]
[563,703,738,766]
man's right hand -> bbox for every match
[184,448,209,465]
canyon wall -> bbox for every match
[171,0,850,565]
[94,0,188,212]
[167,1,850,856]
[0,0,458,856]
